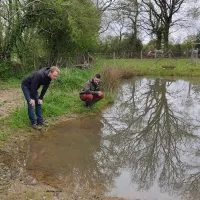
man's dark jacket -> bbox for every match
[79,79,100,95]
[22,67,51,100]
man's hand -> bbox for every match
[38,99,43,104]
[29,99,35,106]
[98,91,103,96]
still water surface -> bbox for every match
[26,77,200,200]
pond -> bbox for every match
[2,77,200,200]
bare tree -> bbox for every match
[118,0,140,39]
[141,0,187,50]
[109,9,127,41]
[91,0,118,34]
[186,0,200,19]
[141,2,164,49]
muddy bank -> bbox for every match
[0,136,127,200]
[0,113,128,200]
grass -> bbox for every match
[96,58,200,77]
[1,58,200,140]
[0,78,21,89]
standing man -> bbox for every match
[21,66,60,130]
[79,74,104,110]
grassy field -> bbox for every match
[95,58,200,77]
[1,58,200,141]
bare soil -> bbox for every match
[0,88,23,119]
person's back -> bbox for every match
[22,67,50,88]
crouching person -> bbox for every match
[79,74,104,110]
[21,66,60,130]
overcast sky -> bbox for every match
[99,0,200,44]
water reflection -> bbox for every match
[102,77,200,199]
[22,77,200,200]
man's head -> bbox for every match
[93,74,101,85]
[48,66,60,80]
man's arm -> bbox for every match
[30,74,41,99]
[39,82,50,100]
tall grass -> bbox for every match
[100,67,137,92]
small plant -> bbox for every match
[0,131,9,141]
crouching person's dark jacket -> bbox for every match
[79,79,100,95]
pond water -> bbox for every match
[101,77,200,199]
[3,77,200,200]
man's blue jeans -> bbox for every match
[21,85,43,125]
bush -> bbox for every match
[0,61,25,80]
[0,61,11,80]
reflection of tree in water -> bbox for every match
[102,78,200,198]
[181,168,200,200]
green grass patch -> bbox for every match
[9,106,30,129]
[9,89,112,131]
[0,78,21,89]
[0,131,9,141]
[52,68,95,91]
[95,58,200,77]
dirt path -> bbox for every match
[0,88,24,119]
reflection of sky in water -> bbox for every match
[110,169,179,200]
[102,77,200,200]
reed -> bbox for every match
[100,66,137,92]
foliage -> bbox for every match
[96,34,143,58]
[194,31,200,55]
[24,0,100,63]
[0,0,100,77]
[0,60,24,80]
[0,61,11,79]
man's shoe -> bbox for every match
[37,120,49,127]
[31,124,42,130]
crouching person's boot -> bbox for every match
[85,101,92,110]
[90,99,100,107]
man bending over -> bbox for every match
[21,66,60,130]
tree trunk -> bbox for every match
[156,31,162,50]
[163,26,170,51]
